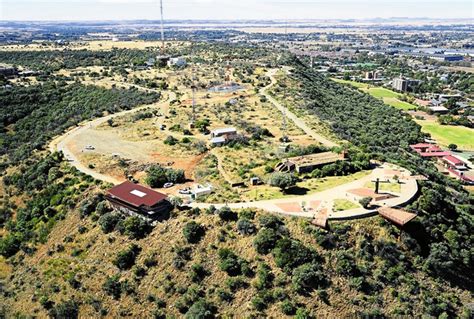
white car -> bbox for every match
[179,188,191,194]
[85,145,95,150]
[163,182,174,188]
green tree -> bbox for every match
[183,221,205,244]
[268,172,298,190]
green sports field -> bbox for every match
[416,120,474,150]
[332,79,417,110]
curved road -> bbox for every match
[50,69,418,220]
[190,163,418,220]
[49,91,176,185]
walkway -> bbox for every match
[191,163,418,220]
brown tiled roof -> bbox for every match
[107,181,168,208]
[378,207,417,226]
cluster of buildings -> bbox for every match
[363,70,383,82]
[209,127,239,147]
[410,143,473,184]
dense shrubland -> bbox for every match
[0,82,160,162]
[287,55,473,289]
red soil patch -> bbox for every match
[150,153,207,180]
[276,202,302,212]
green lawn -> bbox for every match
[332,78,369,89]
[245,170,372,201]
[383,98,417,111]
[416,120,474,151]
[364,181,401,193]
[333,199,359,211]
[366,87,400,99]
[332,78,417,110]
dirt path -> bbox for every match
[261,68,338,148]
[49,91,176,185]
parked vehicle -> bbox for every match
[179,187,191,194]
[163,182,174,188]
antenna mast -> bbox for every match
[160,0,165,54]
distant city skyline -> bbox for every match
[1,0,472,21]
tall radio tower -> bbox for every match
[160,0,165,54]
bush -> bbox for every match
[185,299,216,319]
[103,275,122,299]
[119,216,150,239]
[49,300,79,319]
[237,219,256,235]
[183,221,205,244]
[98,213,122,233]
[114,244,141,270]
[238,209,256,220]
[281,299,296,315]
[292,263,326,294]
[217,206,238,222]
[359,196,372,209]
[258,214,284,229]
[272,238,319,273]
[255,263,273,290]
[145,164,185,188]
[164,135,178,146]
[218,248,251,277]
[190,263,208,283]
[253,228,279,254]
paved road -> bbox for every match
[49,91,176,185]
[261,68,338,148]
[191,163,418,220]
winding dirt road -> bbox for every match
[261,68,338,148]
[49,91,176,185]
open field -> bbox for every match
[333,198,360,211]
[415,120,474,150]
[364,181,401,193]
[332,78,417,110]
[0,40,186,51]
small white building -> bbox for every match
[167,57,187,67]
[191,184,213,199]
[210,127,237,138]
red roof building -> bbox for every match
[441,155,467,170]
[106,181,171,217]
[410,143,451,158]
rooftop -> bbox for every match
[107,181,168,207]
[288,151,343,167]
[442,155,465,166]
[378,207,417,226]
[211,127,237,135]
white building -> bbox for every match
[167,57,187,67]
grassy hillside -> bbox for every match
[332,78,417,110]
[1,205,471,318]
[0,51,472,319]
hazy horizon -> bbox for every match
[1,0,473,22]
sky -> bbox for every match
[0,0,473,21]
